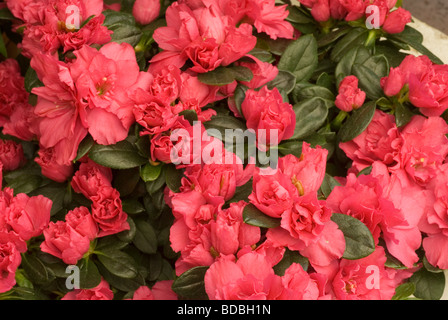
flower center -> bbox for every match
[291,175,305,196]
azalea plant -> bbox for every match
[0,0,447,301]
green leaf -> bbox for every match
[178,109,198,125]
[228,66,254,82]
[117,217,137,243]
[292,84,335,107]
[74,135,94,162]
[0,7,15,20]
[29,183,66,216]
[21,254,53,285]
[133,219,158,254]
[273,249,309,276]
[243,203,281,228]
[337,101,376,143]
[330,28,370,63]
[409,267,445,300]
[395,102,414,128]
[0,34,7,58]
[140,163,163,182]
[278,140,303,158]
[89,140,148,170]
[96,249,139,279]
[286,6,314,24]
[334,46,372,85]
[392,282,416,300]
[232,84,248,119]
[165,164,183,193]
[266,70,296,94]
[291,97,329,140]
[423,256,444,274]
[277,34,318,83]
[197,67,241,86]
[352,63,385,100]
[319,173,341,199]
[6,174,43,196]
[113,167,141,197]
[103,10,142,46]
[77,258,102,289]
[389,26,443,65]
[172,266,209,300]
[122,198,145,215]
[317,25,351,48]
[226,179,253,204]
[331,213,376,260]
[108,22,142,46]
[24,66,44,93]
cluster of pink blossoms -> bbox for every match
[0,162,53,292]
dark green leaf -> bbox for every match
[7,174,42,195]
[423,256,444,274]
[266,70,296,94]
[331,28,370,63]
[108,22,142,46]
[172,266,209,300]
[0,7,15,20]
[232,84,248,119]
[278,140,303,157]
[117,217,137,243]
[21,254,52,285]
[197,67,238,86]
[389,26,443,65]
[409,267,445,300]
[228,66,254,82]
[29,184,66,216]
[133,219,158,254]
[291,97,329,140]
[96,249,139,279]
[77,258,102,289]
[243,203,281,228]
[178,109,198,125]
[331,213,375,260]
[352,63,385,100]
[122,198,146,215]
[277,34,318,83]
[273,249,309,276]
[165,164,183,193]
[89,140,148,170]
[74,135,94,162]
[319,173,341,199]
[286,6,314,24]
[24,66,44,93]
[226,179,253,204]
[334,46,371,85]
[338,101,376,143]
[0,34,7,58]
[103,10,142,46]
[292,84,335,107]
[317,26,351,48]
[247,48,273,63]
[395,102,414,128]
[113,167,141,197]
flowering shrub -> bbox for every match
[0,0,447,301]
